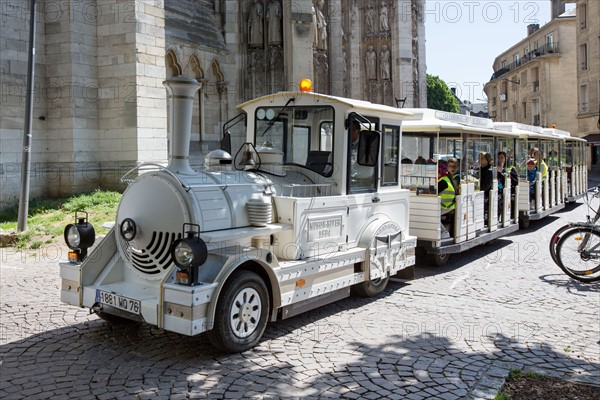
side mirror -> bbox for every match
[357,130,380,167]
[221,131,232,154]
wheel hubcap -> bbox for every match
[229,287,261,338]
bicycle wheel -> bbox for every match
[555,227,600,283]
[549,224,577,266]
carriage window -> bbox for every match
[320,122,333,151]
[382,125,399,186]
[400,133,436,192]
[255,106,334,176]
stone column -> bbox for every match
[394,0,415,107]
[96,0,167,173]
[328,0,343,96]
[348,1,362,99]
[283,0,314,90]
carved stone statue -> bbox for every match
[366,45,377,80]
[380,44,390,80]
[267,0,282,46]
[248,0,264,48]
[379,1,389,31]
[365,4,375,33]
[314,0,328,51]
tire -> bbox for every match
[352,274,389,297]
[207,270,270,353]
[428,252,449,267]
[555,227,600,283]
[519,214,530,229]
[549,224,576,266]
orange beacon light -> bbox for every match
[299,78,313,92]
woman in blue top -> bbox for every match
[526,158,538,208]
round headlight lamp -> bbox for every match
[65,225,81,248]
[173,240,195,268]
[170,235,207,270]
[170,223,207,276]
[63,211,95,263]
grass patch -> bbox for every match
[496,368,599,400]
[0,190,121,250]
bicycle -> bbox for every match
[549,186,600,283]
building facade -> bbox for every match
[484,10,578,134]
[0,0,427,210]
[564,0,600,148]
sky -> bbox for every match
[424,0,572,103]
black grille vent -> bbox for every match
[120,231,182,275]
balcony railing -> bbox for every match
[490,42,560,80]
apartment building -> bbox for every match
[565,0,600,156]
[484,9,578,135]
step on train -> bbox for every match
[59,78,588,352]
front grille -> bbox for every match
[120,231,182,276]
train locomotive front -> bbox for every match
[60,77,418,353]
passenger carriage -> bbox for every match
[556,132,588,202]
[398,109,522,265]
[493,122,566,228]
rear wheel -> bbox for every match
[549,224,575,266]
[519,214,530,229]
[428,252,449,267]
[555,227,600,283]
[208,270,269,353]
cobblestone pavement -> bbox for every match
[1,201,599,399]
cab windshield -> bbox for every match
[255,106,334,176]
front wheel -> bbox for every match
[352,274,389,297]
[555,227,600,283]
[208,270,270,353]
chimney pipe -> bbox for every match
[164,77,201,175]
[527,24,539,36]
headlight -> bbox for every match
[170,223,207,286]
[170,236,207,270]
[173,240,195,268]
[65,225,81,248]
[64,211,95,263]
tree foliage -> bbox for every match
[426,74,460,113]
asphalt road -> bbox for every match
[1,200,599,399]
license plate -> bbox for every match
[96,290,141,315]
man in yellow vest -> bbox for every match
[438,161,455,237]
[532,147,548,179]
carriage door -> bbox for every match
[346,115,380,245]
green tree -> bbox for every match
[426,74,460,113]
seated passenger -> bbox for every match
[531,147,548,180]
[479,152,493,222]
[446,158,460,193]
[527,158,538,209]
[438,161,455,237]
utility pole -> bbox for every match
[17,0,37,232]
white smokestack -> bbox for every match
[164,77,201,175]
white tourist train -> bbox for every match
[60,79,588,351]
